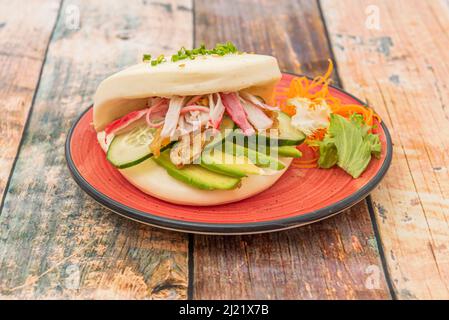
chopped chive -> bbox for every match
[145,42,240,67]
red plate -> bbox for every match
[65,73,392,234]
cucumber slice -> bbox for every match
[272,112,306,146]
[232,112,306,148]
[107,124,156,169]
[267,146,302,158]
[270,146,302,158]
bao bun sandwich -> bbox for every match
[93,43,305,206]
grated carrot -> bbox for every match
[279,59,381,167]
[306,128,327,143]
[292,162,318,169]
[279,60,380,129]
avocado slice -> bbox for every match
[153,149,241,190]
[222,141,285,170]
[201,149,263,178]
[231,112,306,148]
[270,146,302,158]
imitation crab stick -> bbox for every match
[220,92,255,136]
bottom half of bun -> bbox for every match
[98,133,292,206]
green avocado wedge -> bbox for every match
[270,146,302,158]
[200,149,263,178]
[153,149,241,190]
[222,141,285,170]
[232,112,306,148]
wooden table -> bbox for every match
[0,0,448,300]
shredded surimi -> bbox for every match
[208,93,225,129]
[220,92,255,136]
[160,96,186,139]
[176,110,209,137]
[186,95,203,106]
[239,96,273,130]
[145,98,169,128]
[240,92,279,111]
[180,105,210,115]
[102,91,279,146]
[104,108,148,142]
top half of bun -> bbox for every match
[93,53,282,131]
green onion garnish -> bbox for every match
[142,42,240,67]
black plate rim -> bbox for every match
[65,74,393,234]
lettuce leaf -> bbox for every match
[366,133,381,159]
[317,114,382,178]
[317,138,338,168]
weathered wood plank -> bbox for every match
[0,0,192,299]
[321,0,449,299]
[0,0,61,204]
[193,0,390,300]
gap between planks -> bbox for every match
[317,0,396,298]
[0,0,63,211]
[0,0,193,299]
[191,0,391,300]
[321,0,449,299]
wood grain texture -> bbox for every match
[0,0,192,299]
[0,0,61,205]
[321,0,449,299]
[193,0,390,300]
